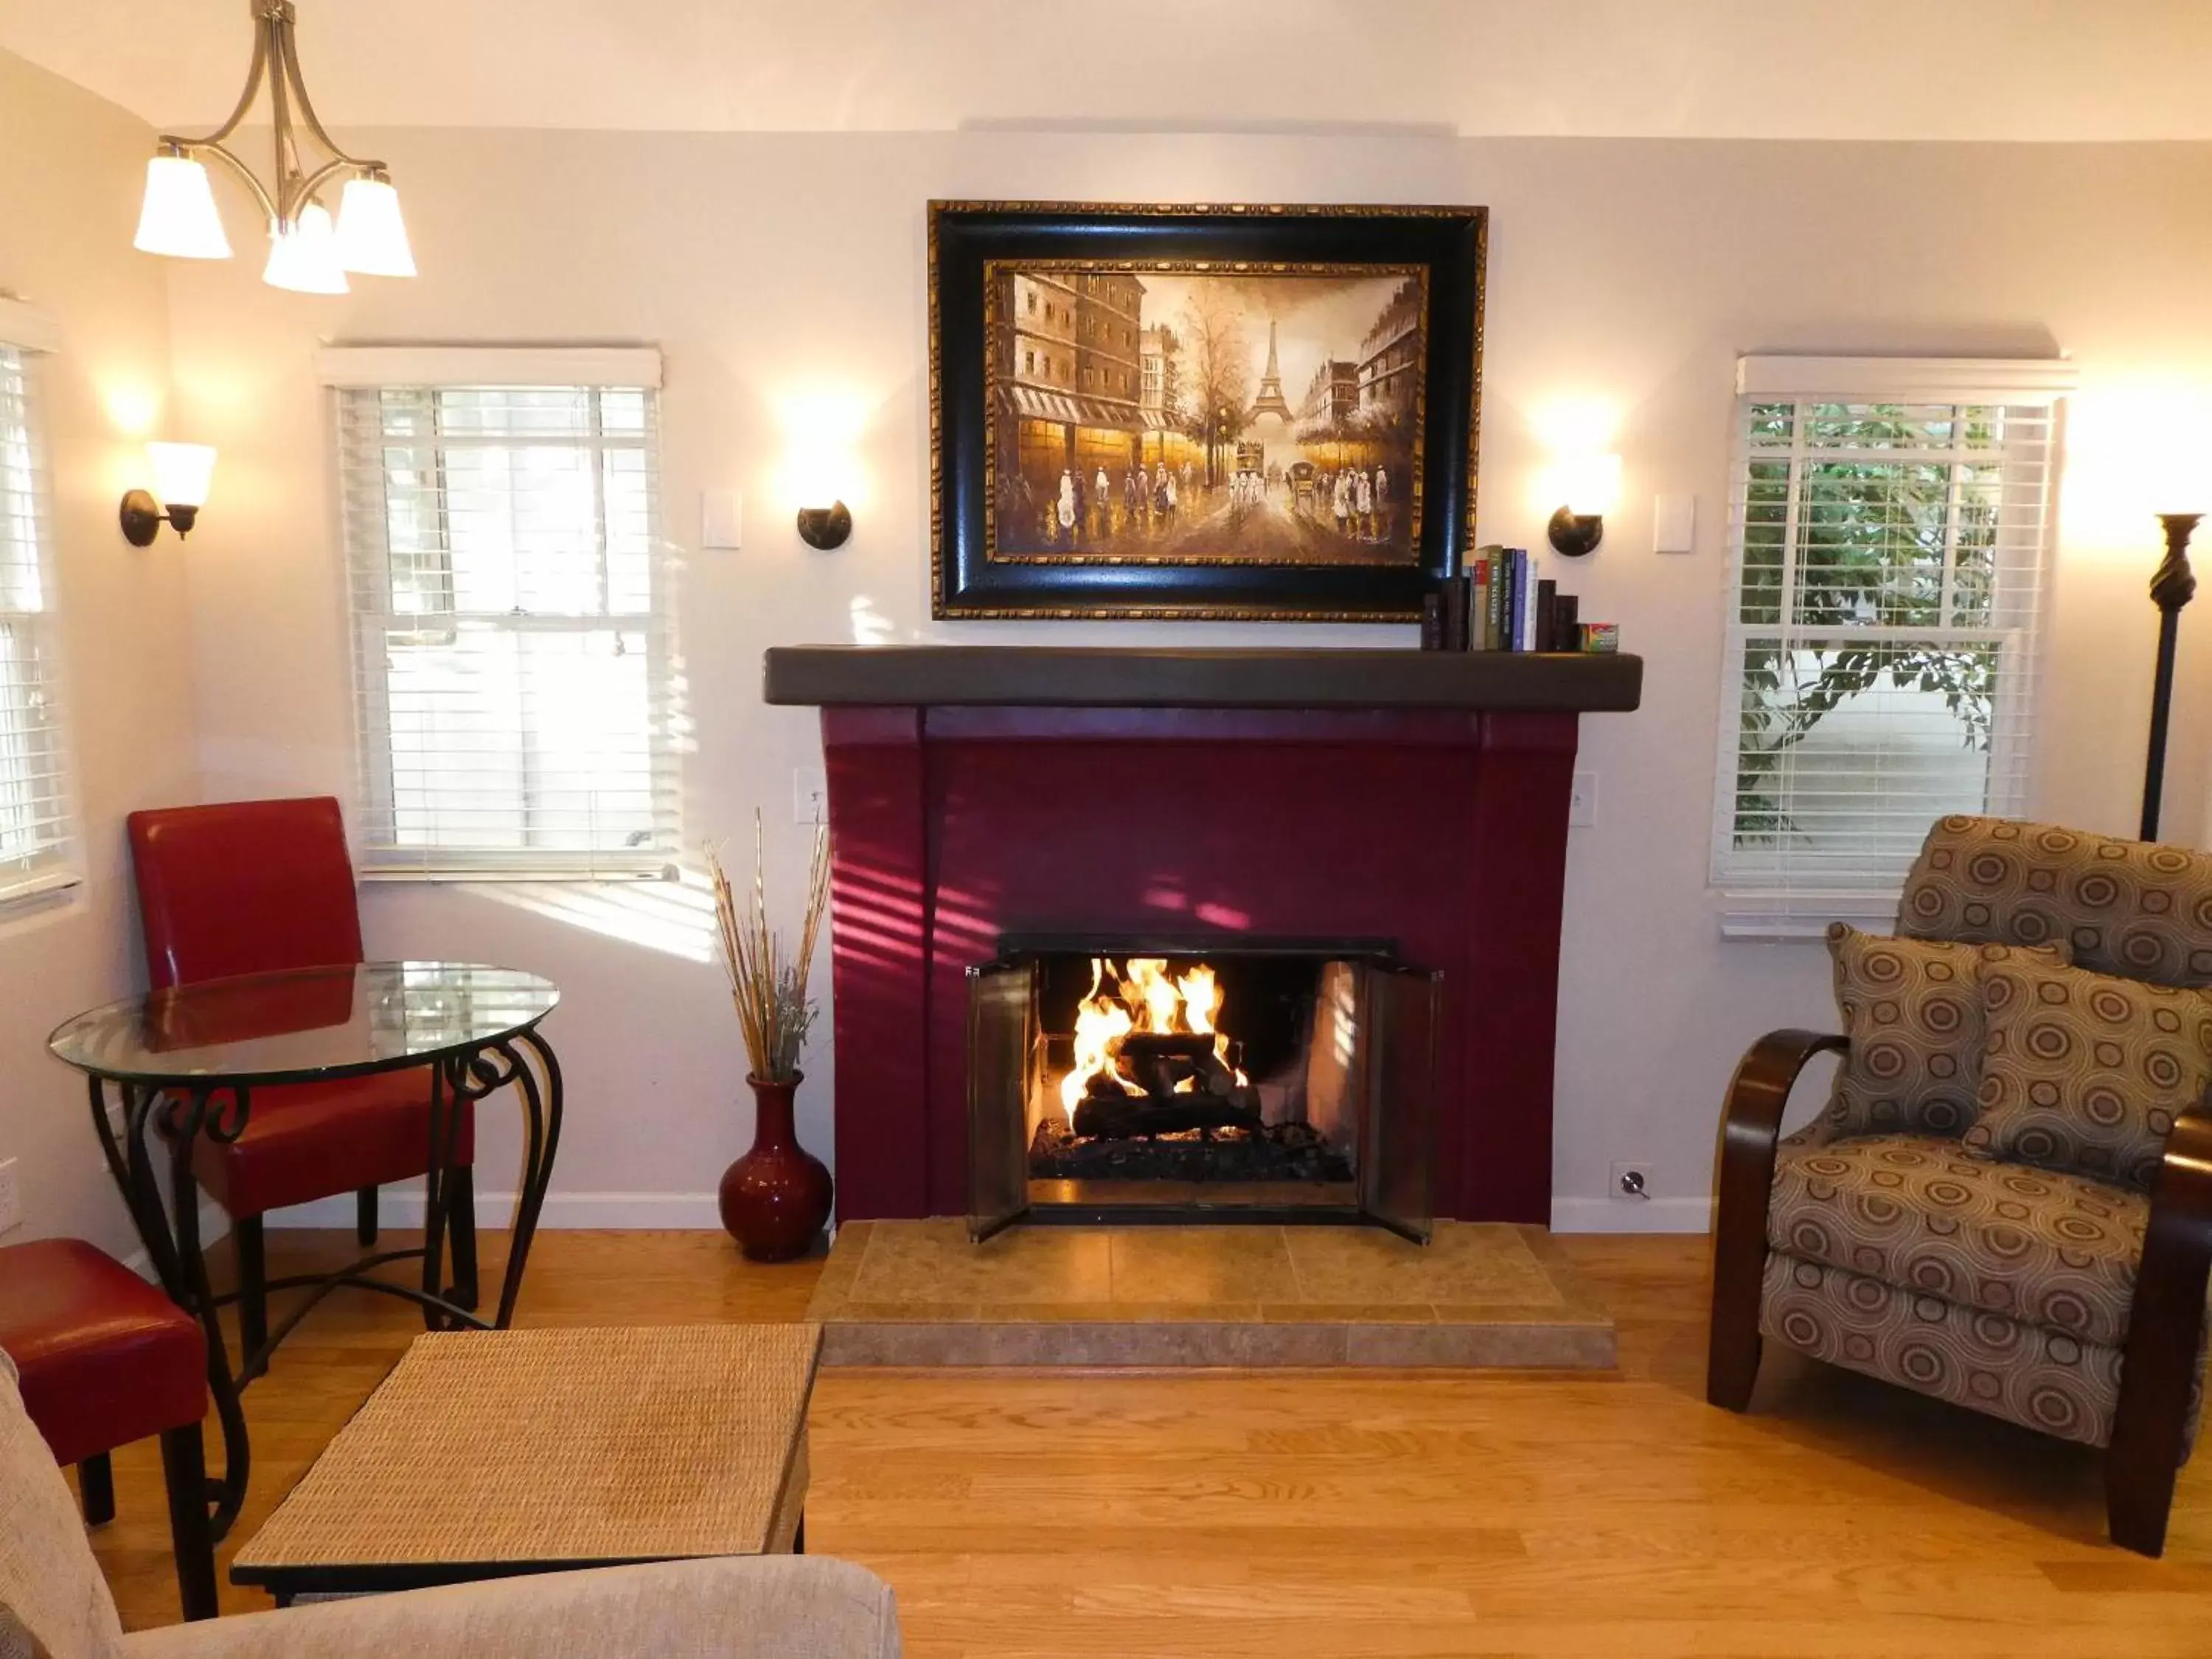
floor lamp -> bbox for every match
[2140,512,2199,841]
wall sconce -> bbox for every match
[1545,453,1621,558]
[119,442,217,546]
[796,501,853,550]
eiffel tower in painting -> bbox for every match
[1249,319,1294,421]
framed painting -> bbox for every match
[929,200,1486,621]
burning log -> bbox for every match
[1057,955,1256,1129]
[1071,1092,1265,1142]
[1116,1031,1239,1099]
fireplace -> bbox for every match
[762,644,1644,1228]
[967,940,1439,1239]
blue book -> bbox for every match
[1500,549,1519,652]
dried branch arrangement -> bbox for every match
[707,813,831,1082]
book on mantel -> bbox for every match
[1425,546,1596,653]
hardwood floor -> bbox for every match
[81,1228,2212,1656]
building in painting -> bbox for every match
[1000,270,1079,397]
[989,268,1150,537]
[1357,276,1424,418]
[1136,324,1200,476]
[1138,325,1173,428]
[1074,272,1145,415]
[1299,358,1361,429]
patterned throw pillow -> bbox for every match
[1814,926,2073,1141]
[1966,958,2212,1191]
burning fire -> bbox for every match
[1058,957,1248,1123]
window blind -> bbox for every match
[1712,361,2066,936]
[337,382,681,879]
[0,344,77,905]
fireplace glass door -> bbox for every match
[967,944,1439,1241]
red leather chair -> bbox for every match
[127,797,475,1369]
[0,1237,217,1619]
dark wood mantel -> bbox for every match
[764,645,1643,712]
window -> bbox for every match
[1712,356,2070,934]
[327,348,678,879]
[0,339,73,905]
[0,333,74,907]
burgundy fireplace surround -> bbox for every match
[765,645,1644,1225]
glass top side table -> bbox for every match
[48,961,563,1538]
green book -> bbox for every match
[1475,544,1506,651]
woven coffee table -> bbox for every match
[232,1324,819,1604]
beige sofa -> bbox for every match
[0,1352,900,1659]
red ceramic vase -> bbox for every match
[718,1072,834,1262]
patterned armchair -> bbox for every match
[1708,815,2212,1556]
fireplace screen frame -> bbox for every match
[966,936,1441,1243]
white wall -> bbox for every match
[0,53,201,1253]
[150,128,2212,1233]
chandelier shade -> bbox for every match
[133,156,232,260]
[132,1,415,293]
[333,175,417,278]
[263,205,349,295]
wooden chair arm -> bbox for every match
[1706,1030,1846,1410]
[2108,1105,2212,1554]
[1717,1029,1849,1203]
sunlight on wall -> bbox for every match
[2060,381,2212,557]
[462,870,720,964]
[847,594,896,644]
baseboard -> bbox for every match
[121,1196,232,1280]
[257,1190,1707,1235]
[263,1190,727,1231]
[1549,1196,1712,1234]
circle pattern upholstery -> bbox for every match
[1815,925,2070,1143]
[1964,956,2212,1192]
[1899,815,2212,988]
[1767,1133,2147,1347]
[1760,1249,2135,1450]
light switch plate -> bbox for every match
[1654,493,1695,554]
[703,488,743,550]
[0,1158,20,1235]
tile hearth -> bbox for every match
[806,1220,1617,1368]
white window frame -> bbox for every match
[0,302,80,911]
[1712,356,2073,939]
[321,345,681,883]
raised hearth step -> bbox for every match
[805,1219,1617,1369]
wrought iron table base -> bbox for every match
[85,1028,563,1540]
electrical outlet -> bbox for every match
[1569,771,1598,827]
[0,1158,21,1235]
[1610,1160,1652,1203]
[793,766,827,824]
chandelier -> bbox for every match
[132,0,414,294]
